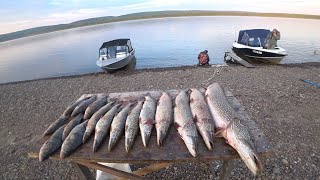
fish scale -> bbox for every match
[205,83,263,175]
[84,96,108,120]
[109,103,132,151]
[155,92,173,146]
[83,101,115,143]
[125,101,143,152]
[93,104,120,152]
[174,90,198,157]
[139,96,157,147]
[189,88,215,150]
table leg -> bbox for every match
[219,160,234,180]
[71,162,95,180]
[133,163,172,176]
[75,161,143,180]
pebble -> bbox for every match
[282,159,289,165]
[273,167,280,174]
[311,153,315,157]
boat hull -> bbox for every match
[232,42,287,64]
[97,50,135,71]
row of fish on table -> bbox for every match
[39,83,263,175]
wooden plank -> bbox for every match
[71,162,95,180]
[225,52,254,68]
[74,161,143,180]
[29,89,271,164]
[132,163,172,176]
[219,160,234,180]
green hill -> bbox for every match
[1,10,319,43]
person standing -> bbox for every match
[198,50,210,66]
[265,29,280,49]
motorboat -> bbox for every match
[232,29,287,64]
[96,39,135,71]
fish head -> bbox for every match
[235,138,263,176]
[182,134,198,157]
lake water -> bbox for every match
[0,16,320,84]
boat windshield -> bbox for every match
[238,29,270,47]
[115,46,128,58]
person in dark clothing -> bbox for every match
[198,50,210,66]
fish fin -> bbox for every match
[174,122,181,129]
[157,100,160,106]
[215,129,225,137]
[145,118,154,125]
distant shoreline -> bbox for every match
[1,10,320,43]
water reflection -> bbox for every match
[0,16,319,83]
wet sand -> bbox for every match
[0,63,319,179]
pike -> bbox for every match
[62,113,84,141]
[43,96,93,136]
[174,90,198,157]
[60,120,88,159]
[139,96,157,147]
[43,115,68,136]
[63,96,91,117]
[71,96,97,117]
[155,92,173,146]
[125,101,143,153]
[189,88,215,150]
[205,83,263,175]
[93,104,121,152]
[108,103,133,151]
[39,126,64,161]
[82,101,115,143]
[84,96,108,120]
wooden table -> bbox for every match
[28,89,272,180]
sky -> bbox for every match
[1,0,320,34]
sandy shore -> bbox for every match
[0,64,319,179]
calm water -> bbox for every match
[0,16,320,83]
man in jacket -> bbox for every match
[266,29,280,49]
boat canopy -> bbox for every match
[237,29,271,47]
[99,39,133,59]
[100,39,133,52]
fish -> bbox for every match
[71,96,97,117]
[125,101,143,153]
[205,83,238,129]
[174,90,198,157]
[60,120,88,159]
[155,92,173,146]
[62,113,84,141]
[83,101,115,143]
[189,88,215,150]
[93,104,121,152]
[139,96,157,147]
[84,96,108,120]
[63,96,91,117]
[109,103,133,151]
[205,83,263,175]
[39,126,64,161]
[43,115,68,136]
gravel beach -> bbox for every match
[0,63,319,179]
